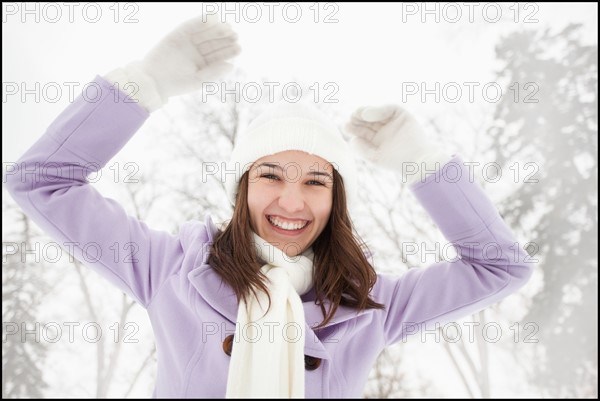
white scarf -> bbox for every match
[225,233,314,398]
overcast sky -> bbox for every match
[2,2,597,164]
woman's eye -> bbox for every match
[307,180,325,186]
[261,174,280,181]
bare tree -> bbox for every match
[364,347,407,398]
[2,201,49,398]
[487,24,598,397]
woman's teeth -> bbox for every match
[268,216,308,231]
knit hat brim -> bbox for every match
[224,102,357,206]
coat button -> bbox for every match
[224,335,321,371]
[223,334,234,356]
[304,355,321,371]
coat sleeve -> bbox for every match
[4,75,185,308]
[380,156,535,346]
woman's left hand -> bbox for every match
[344,105,451,183]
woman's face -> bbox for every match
[247,150,334,257]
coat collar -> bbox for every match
[187,215,373,359]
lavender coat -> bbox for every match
[5,76,534,398]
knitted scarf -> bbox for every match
[225,233,314,398]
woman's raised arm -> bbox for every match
[345,105,535,345]
[4,15,240,308]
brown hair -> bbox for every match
[208,169,384,328]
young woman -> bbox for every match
[5,15,534,398]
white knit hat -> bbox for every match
[225,101,357,206]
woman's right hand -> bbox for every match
[105,14,241,112]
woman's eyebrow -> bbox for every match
[255,162,283,171]
[254,162,333,180]
[308,171,333,180]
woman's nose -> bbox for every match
[278,184,305,213]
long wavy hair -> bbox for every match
[208,169,385,328]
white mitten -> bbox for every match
[105,14,241,112]
[345,105,452,185]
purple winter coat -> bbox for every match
[5,76,534,398]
